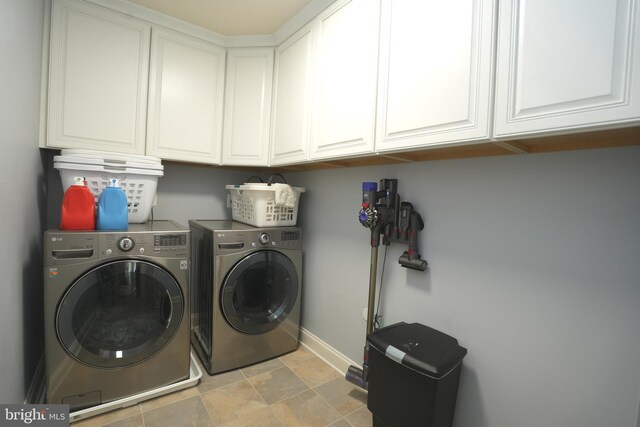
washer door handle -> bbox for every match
[160,291,172,328]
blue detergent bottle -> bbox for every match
[97,178,128,230]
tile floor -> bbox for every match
[72,346,372,427]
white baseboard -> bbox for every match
[299,327,361,375]
[24,354,46,404]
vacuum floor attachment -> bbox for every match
[398,252,428,271]
[345,365,368,390]
[393,202,427,271]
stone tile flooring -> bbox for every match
[72,346,372,427]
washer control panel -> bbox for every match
[44,223,190,263]
[101,232,189,258]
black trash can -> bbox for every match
[367,322,467,427]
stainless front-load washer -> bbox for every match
[189,220,302,374]
[44,221,190,411]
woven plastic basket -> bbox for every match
[56,163,162,223]
[226,184,305,227]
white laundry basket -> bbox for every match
[54,150,164,223]
[226,183,305,227]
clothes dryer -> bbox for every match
[189,220,302,374]
[44,221,190,411]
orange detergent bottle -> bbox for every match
[60,177,95,230]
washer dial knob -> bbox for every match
[118,237,134,251]
[259,233,270,245]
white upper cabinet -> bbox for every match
[375,0,497,152]
[146,28,226,164]
[271,0,381,166]
[222,48,274,166]
[309,0,380,160]
[44,0,640,168]
[270,23,315,166]
[494,0,640,138]
[47,0,150,154]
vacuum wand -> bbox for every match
[365,246,379,337]
[344,244,378,391]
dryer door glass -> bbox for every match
[221,250,298,334]
[56,260,184,368]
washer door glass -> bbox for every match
[221,250,298,334]
[56,260,184,368]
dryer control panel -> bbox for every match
[213,227,302,251]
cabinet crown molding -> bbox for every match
[81,0,335,47]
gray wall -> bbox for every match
[288,146,640,427]
[152,164,249,227]
[0,0,47,404]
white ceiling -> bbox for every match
[127,0,314,36]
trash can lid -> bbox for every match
[367,322,467,379]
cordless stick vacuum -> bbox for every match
[345,179,428,390]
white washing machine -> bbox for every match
[189,220,302,375]
[43,221,191,411]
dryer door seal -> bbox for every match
[221,250,298,334]
[56,259,184,368]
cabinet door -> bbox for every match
[270,24,315,166]
[146,28,225,164]
[222,48,274,166]
[494,0,640,138]
[309,0,380,160]
[375,0,496,152]
[47,0,150,154]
